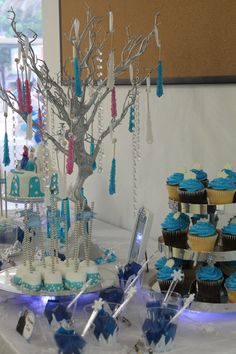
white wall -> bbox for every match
[42,0,236,236]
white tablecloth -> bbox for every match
[0,220,235,354]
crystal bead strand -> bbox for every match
[23,203,28,267]
[73,200,81,272]
[29,202,34,273]
[50,193,55,274]
[41,97,50,188]
[132,119,138,216]
[12,105,19,215]
[54,197,59,264]
[36,202,45,267]
[135,86,141,160]
[63,198,69,268]
[87,201,94,265]
[96,48,104,174]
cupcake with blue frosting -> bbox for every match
[225,272,236,302]
[196,265,223,303]
[178,171,207,204]
[222,164,236,184]
[207,171,236,204]
[191,164,208,187]
[187,220,218,251]
[161,212,190,249]
[166,171,184,201]
[156,258,183,291]
[221,217,236,251]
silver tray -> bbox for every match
[4,196,45,204]
[168,199,236,215]
[188,300,236,313]
[0,265,118,296]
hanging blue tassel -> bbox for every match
[128,106,135,133]
[156,60,163,97]
[73,57,82,97]
[90,138,97,171]
[3,132,10,166]
[109,158,116,195]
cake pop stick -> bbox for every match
[112,287,137,319]
[36,203,45,267]
[169,294,195,323]
[67,280,91,310]
[87,201,94,265]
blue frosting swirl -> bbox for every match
[196,265,223,281]
[155,257,167,270]
[225,273,236,290]
[179,179,204,192]
[208,177,235,191]
[161,212,190,231]
[189,221,216,237]
[156,266,175,281]
[166,172,184,186]
[222,222,236,236]
[222,169,236,184]
[191,169,208,181]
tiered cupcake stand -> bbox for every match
[158,199,236,312]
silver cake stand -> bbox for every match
[0,264,118,296]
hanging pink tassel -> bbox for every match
[25,79,32,114]
[16,77,24,113]
[38,107,43,127]
[111,87,117,118]
[66,134,74,175]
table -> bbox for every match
[0,220,235,354]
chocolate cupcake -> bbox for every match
[161,212,190,249]
[221,217,236,251]
[156,259,183,293]
[166,172,184,201]
[178,172,207,204]
[225,272,236,303]
[196,265,223,303]
[191,167,208,187]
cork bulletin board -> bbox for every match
[59,0,236,84]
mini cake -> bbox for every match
[44,271,63,292]
[21,270,42,292]
[207,172,236,204]
[161,212,190,249]
[64,269,86,290]
[80,260,101,286]
[221,217,236,251]
[178,171,206,204]
[225,272,236,303]
[196,265,223,303]
[187,220,218,252]
[166,172,184,201]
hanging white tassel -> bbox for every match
[107,50,115,89]
[154,24,161,48]
[109,11,113,33]
[146,76,153,144]
[26,113,33,140]
[73,18,80,42]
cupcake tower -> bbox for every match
[155,166,236,303]
[13,195,102,293]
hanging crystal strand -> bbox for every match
[29,201,34,272]
[96,48,104,174]
[87,201,94,264]
[41,96,50,188]
[135,68,141,160]
[132,116,138,216]
[63,198,70,268]
[54,197,59,264]
[36,202,45,267]
[23,203,28,267]
[12,104,19,215]
[73,200,81,272]
[50,193,55,274]
[50,108,57,171]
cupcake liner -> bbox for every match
[196,278,223,303]
[178,189,207,204]
[207,188,236,204]
[166,184,179,201]
[162,229,188,249]
[158,279,184,294]
[225,286,236,303]
[221,233,236,251]
[187,233,218,252]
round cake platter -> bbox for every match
[0,264,118,296]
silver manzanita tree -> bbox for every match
[0,9,155,201]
